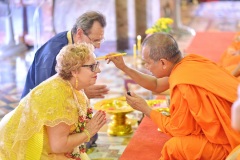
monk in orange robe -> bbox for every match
[219,32,240,80]
[107,33,240,160]
[232,64,240,79]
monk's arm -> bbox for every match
[150,110,171,134]
[121,65,169,93]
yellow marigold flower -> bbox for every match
[165,18,174,24]
[145,28,155,34]
[145,17,174,34]
[161,24,167,29]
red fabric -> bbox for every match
[120,116,171,160]
[185,32,236,62]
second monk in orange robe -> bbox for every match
[219,32,240,79]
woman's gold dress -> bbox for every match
[0,75,90,160]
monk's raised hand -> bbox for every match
[106,53,126,70]
[125,91,152,117]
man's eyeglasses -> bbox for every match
[83,31,105,46]
[82,61,100,72]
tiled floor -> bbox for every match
[0,1,240,160]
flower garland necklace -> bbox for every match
[65,81,93,160]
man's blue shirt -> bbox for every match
[21,31,68,98]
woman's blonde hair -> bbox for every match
[56,43,94,80]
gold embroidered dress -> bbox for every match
[0,75,90,160]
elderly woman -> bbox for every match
[0,43,106,160]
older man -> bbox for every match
[22,11,109,148]
[22,11,109,99]
[108,33,240,159]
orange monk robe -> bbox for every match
[219,52,240,80]
[223,32,240,53]
[150,54,240,160]
[219,53,240,67]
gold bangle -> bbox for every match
[83,129,91,142]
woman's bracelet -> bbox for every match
[83,129,91,142]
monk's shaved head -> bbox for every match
[142,33,182,63]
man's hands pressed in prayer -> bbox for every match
[84,85,109,99]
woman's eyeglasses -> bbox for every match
[82,61,100,72]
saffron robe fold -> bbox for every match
[150,54,240,160]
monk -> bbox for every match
[107,33,240,160]
[232,64,240,79]
[219,32,240,80]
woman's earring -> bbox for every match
[75,78,78,88]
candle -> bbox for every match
[137,35,142,53]
[133,44,137,59]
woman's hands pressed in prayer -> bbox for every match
[85,110,107,137]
